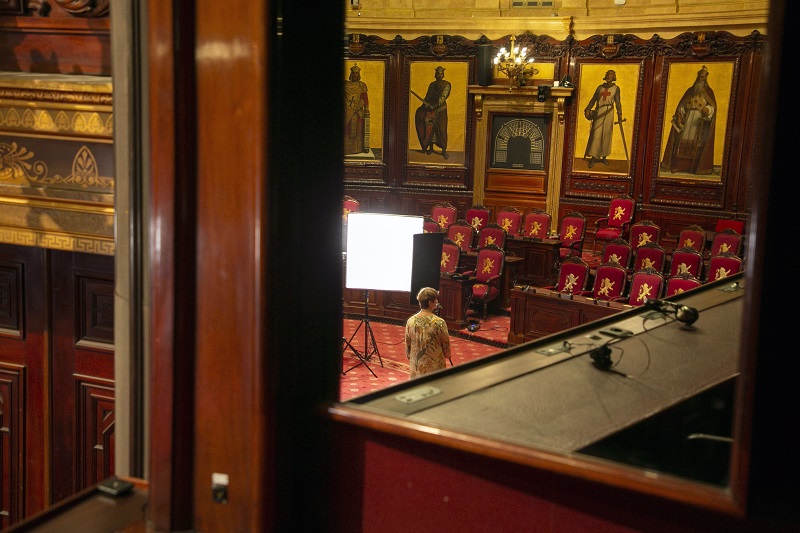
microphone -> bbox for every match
[645,298,699,326]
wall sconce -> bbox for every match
[537,85,550,102]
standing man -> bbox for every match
[414,65,451,160]
[583,70,623,168]
[344,64,370,155]
[660,65,717,175]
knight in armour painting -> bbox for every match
[344,64,370,155]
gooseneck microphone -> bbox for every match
[645,298,699,325]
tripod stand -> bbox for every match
[342,290,384,378]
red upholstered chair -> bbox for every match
[432,202,458,231]
[668,246,703,279]
[665,273,703,297]
[592,195,635,253]
[463,244,505,320]
[475,222,507,250]
[342,195,360,223]
[423,216,441,234]
[618,268,664,307]
[715,218,745,235]
[677,224,707,255]
[707,252,743,282]
[600,238,632,271]
[557,211,587,261]
[708,228,742,258]
[440,238,462,275]
[447,219,477,252]
[496,206,523,236]
[632,242,666,273]
[523,208,552,239]
[581,261,628,301]
[629,220,661,249]
[547,256,590,295]
[465,204,491,234]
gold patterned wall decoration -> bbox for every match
[0,74,114,255]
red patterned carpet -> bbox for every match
[340,313,510,401]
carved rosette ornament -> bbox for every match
[53,0,109,17]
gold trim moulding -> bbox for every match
[0,225,115,256]
[0,194,114,214]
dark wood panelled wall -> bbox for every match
[345,31,761,246]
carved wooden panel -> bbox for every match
[77,378,114,490]
[0,262,22,337]
[78,276,114,346]
[0,1,23,15]
[0,364,24,529]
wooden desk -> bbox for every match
[504,236,561,287]
[508,287,628,345]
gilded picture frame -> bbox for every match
[344,59,385,162]
[406,60,469,167]
[572,62,641,176]
[656,60,734,181]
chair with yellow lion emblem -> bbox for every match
[557,211,587,261]
[463,244,505,320]
[546,256,590,295]
[447,219,477,252]
[632,242,666,273]
[431,202,458,231]
[676,224,706,255]
[440,238,462,275]
[475,222,507,251]
[422,215,441,234]
[600,238,632,271]
[628,220,661,250]
[522,208,552,240]
[706,252,743,282]
[465,204,491,234]
[592,195,635,253]
[708,228,742,258]
[668,246,703,279]
[580,261,627,301]
[342,195,360,223]
[665,273,702,297]
[616,267,664,307]
[495,206,524,236]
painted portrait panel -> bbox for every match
[406,61,468,166]
[344,59,385,162]
[658,61,734,181]
[572,62,640,175]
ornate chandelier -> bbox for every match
[494,34,539,88]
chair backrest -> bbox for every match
[709,228,742,257]
[559,212,587,250]
[477,222,507,249]
[523,208,551,239]
[677,224,706,254]
[629,220,661,248]
[627,268,665,306]
[496,206,523,236]
[669,246,703,279]
[474,244,505,283]
[632,242,666,273]
[446,219,477,251]
[555,256,590,294]
[665,273,703,297]
[465,205,491,233]
[342,195,360,223]
[601,238,632,270]
[432,202,458,231]
[606,196,635,230]
[422,215,441,233]
[715,218,745,234]
[707,252,743,281]
[590,262,628,301]
[440,238,462,274]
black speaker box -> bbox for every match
[477,44,493,86]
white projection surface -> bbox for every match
[345,213,424,291]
